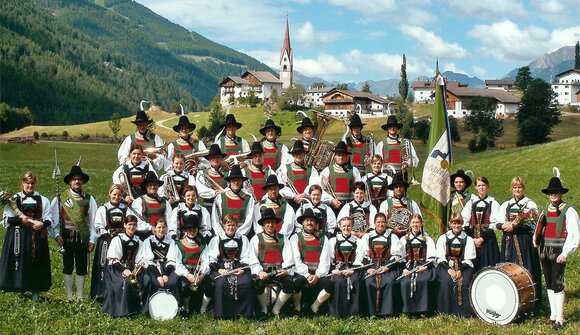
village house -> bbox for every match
[485,79,516,91]
[551,69,580,106]
[300,86,335,108]
[445,85,521,118]
[218,71,283,107]
[321,90,392,117]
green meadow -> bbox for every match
[0,138,579,334]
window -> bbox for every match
[565,85,568,88]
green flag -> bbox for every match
[420,73,452,233]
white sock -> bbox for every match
[554,291,565,324]
[272,291,292,315]
[310,290,331,313]
[63,274,74,301]
[75,275,85,300]
[257,291,270,314]
[547,289,556,321]
[293,291,302,312]
[200,295,212,314]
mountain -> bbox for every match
[354,80,400,96]
[0,0,272,125]
[505,45,575,82]
[441,71,485,88]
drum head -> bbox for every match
[470,268,520,325]
[149,291,178,321]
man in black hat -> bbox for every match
[216,114,250,160]
[343,114,373,175]
[277,140,320,211]
[250,208,295,316]
[289,208,326,315]
[319,141,361,212]
[50,165,98,301]
[534,176,579,329]
[131,171,172,240]
[253,175,295,237]
[450,169,473,215]
[117,104,166,170]
[260,119,289,171]
[166,113,208,171]
[196,144,228,213]
[244,141,270,201]
[211,164,255,237]
[296,117,317,153]
[376,115,418,177]
[379,172,422,237]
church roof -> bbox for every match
[280,16,292,64]
[243,71,283,84]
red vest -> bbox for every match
[286,163,311,194]
[178,238,203,266]
[262,141,282,170]
[245,165,267,200]
[382,137,402,165]
[257,232,284,267]
[141,195,166,227]
[346,137,368,170]
[329,165,354,202]
[543,203,570,247]
[221,192,250,221]
[220,137,243,158]
[130,132,156,149]
[298,232,324,271]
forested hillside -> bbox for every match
[0,0,273,127]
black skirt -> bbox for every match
[140,267,181,315]
[474,234,500,271]
[0,225,51,292]
[209,263,254,319]
[90,234,114,300]
[361,267,401,316]
[400,267,437,314]
[323,269,363,319]
[436,266,473,317]
[102,265,143,317]
[500,231,542,298]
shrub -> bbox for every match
[62,130,69,139]
[33,131,39,140]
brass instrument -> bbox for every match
[143,146,167,159]
[351,211,368,233]
[162,174,181,203]
[305,111,343,172]
[184,149,209,174]
[118,171,134,199]
[127,262,144,285]
[320,176,338,201]
[279,172,300,196]
[365,132,374,165]
[189,260,204,291]
[199,172,224,191]
[224,151,251,166]
[401,139,419,185]
[243,180,258,202]
[387,207,412,231]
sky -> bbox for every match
[135,0,580,83]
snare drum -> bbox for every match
[470,262,536,325]
[148,290,179,320]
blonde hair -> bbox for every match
[371,154,382,163]
[449,213,463,225]
[223,214,239,226]
[20,171,36,186]
[109,184,123,194]
[510,176,525,190]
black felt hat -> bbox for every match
[257,208,281,226]
[288,140,306,154]
[172,115,196,132]
[541,177,569,195]
[297,117,317,134]
[224,164,248,182]
[205,144,226,158]
[261,174,285,190]
[259,119,282,136]
[387,172,410,190]
[249,141,264,155]
[221,114,243,129]
[348,114,366,128]
[450,170,472,189]
[181,213,201,230]
[297,208,320,225]
[140,171,164,191]
[381,115,403,131]
[332,141,351,154]
[132,110,153,125]
[64,165,90,184]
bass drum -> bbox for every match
[470,262,536,325]
[149,290,179,320]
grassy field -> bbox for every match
[1,139,580,334]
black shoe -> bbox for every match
[552,321,564,330]
[544,318,556,325]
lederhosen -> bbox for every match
[91,202,126,300]
[244,164,267,201]
[346,135,369,174]
[60,190,92,276]
[538,202,570,293]
[0,193,51,292]
[466,197,499,270]
[258,197,287,233]
[261,140,283,171]
[255,232,294,294]
[123,162,149,199]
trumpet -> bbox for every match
[143,146,167,159]
[224,151,251,166]
[127,262,144,285]
[162,174,181,203]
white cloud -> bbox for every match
[327,0,435,26]
[446,0,526,18]
[536,0,565,14]
[295,22,341,46]
[443,63,465,74]
[468,20,579,63]
[399,25,467,59]
[473,66,486,77]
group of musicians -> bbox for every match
[1,107,579,328]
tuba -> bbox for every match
[387,207,412,231]
[304,111,343,172]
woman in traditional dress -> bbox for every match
[399,214,437,316]
[113,144,156,201]
[90,184,127,301]
[357,213,402,317]
[206,214,260,319]
[0,172,52,301]
[436,213,476,317]
[337,182,377,239]
[461,176,500,270]
[102,215,146,317]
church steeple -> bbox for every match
[279,16,293,90]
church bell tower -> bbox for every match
[279,16,293,90]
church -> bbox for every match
[218,18,293,107]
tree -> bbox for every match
[517,78,560,146]
[397,98,414,138]
[464,96,504,148]
[575,41,580,69]
[197,98,225,143]
[311,81,326,89]
[399,54,409,100]
[515,66,532,91]
[279,84,307,111]
[108,112,122,140]
[412,119,430,144]
[448,116,461,143]
[335,83,349,90]
[361,82,372,93]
